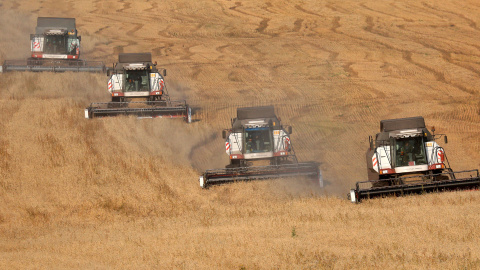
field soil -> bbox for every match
[1,0,480,268]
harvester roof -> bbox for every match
[115,53,155,71]
[232,106,281,131]
[380,116,425,132]
[237,106,276,120]
[118,53,152,63]
[35,17,76,35]
[375,116,431,141]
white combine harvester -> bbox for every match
[199,106,322,188]
[85,53,191,121]
[1,17,105,73]
[349,116,480,203]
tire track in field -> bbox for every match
[256,2,274,36]
[153,42,174,57]
[397,27,480,81]
[94,26,110,34]
[403,49,476,95]
[255,18,271,34]
[331,16,341,34]
[112,20,143,51]
[343,62,358,78]
[228,1,275,37]
[325,2,354,15]
[364,16,390,37]
[359,2,414,22]
[126,22,143,37]
[116,0,131,13]
[294,4,324,18]
[302,40,339,61]
[144,1,158,12]
[421,2,479,31]
[215,44,230,57]
[90,0,101,14]
[228,1,249,16]
[292,19,303,32]
[356,3,480,94]
[333,13,478,95]
[441,50,480,78]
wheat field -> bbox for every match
[1,0,480,268]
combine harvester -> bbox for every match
[349,116,480,203]
[85,53,191,122]
[199,106,322,188]
[0,17,105,73]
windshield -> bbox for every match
[125,70,150,92]
[244,128,272,154]
[44,35,68,54]
[394,137,427,167]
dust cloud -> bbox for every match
[0,72,106,103]
[0,10,34,61]
[110,118,229,173]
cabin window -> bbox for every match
[44,35,67,54]
[394,137,427,167]
[244,128,272,153]
[125,70,150,92]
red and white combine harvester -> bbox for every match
[1,17,105,73]
[85,53,191,121]
[199,106,322,188]
[349,116,480,203]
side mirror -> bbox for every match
[163,69,167,76]
[287,126,292,135]
[107,69,112,76]
[222,130,227,139]
[444,136,448,144]
[78,36,81,41]
[30,34,34,40]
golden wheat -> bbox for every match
[0,0,480,268]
